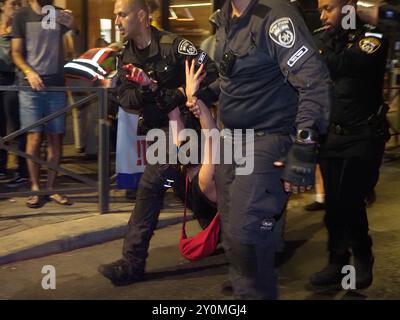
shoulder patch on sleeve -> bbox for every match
[359,37,381,54]
[365,32,383,39]
[287,46,308,67]
[178,39,198,56]
[269,17,296,48]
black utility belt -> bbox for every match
[330,123,372,136]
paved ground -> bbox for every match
[0,158,400,300]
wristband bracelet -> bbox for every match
[23,68,32,76]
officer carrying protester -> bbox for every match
[189,0,332,299]
[98,0,218,286]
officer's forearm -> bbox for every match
[194,79,220,107]
[289,58,332,134]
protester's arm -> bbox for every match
[168,108,185,147]
[185,59,217,202]
[197,99,217,203]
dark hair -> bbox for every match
[37,0,54,7]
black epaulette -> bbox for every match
[362,24,384,39]
[253,0,271,19]
[159,32,178,45]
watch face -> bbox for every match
[299,130,310,140]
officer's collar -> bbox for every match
[128,26,160,58]
[148,26,161,58]
[333,15,365,38]
[220,0,259,25]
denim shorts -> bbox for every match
[19,91,67,134]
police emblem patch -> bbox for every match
[178,39,198,56]
[359,37,381,54]
[269,17,296,48]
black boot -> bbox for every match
[310,263,344,287]
[98,259,144,286]
[310,252,350,287]
[355,255,374,289]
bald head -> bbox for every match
[127,0,149,13]
[114,0,150,40]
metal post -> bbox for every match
[98,87,110,213]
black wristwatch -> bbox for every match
[296,129,318,144]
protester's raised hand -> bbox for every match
[185,59,206,102]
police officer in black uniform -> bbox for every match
[192,0,331,299]
[98,0,218,285]
[310,0,389,289]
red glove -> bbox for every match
[123,64,154,87]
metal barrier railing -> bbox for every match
[0,86,111,213]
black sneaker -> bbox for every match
[305,201,325,211]
[0,172,8,181]
[98,259,144,286]
[310,263,344,287]
[6,175,29,188]
[355,256,374,289]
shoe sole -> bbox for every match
[98,266,144,287]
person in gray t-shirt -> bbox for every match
[11,0,74,208]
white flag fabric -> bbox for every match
[116,107,147,189]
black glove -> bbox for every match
[138,86,156,104]
[155,88,186,114]
[281,142,317,186]
[193,86,219,107]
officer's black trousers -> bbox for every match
[215,132,291,300]
[122,129,180,272]
[320,154,383,263]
